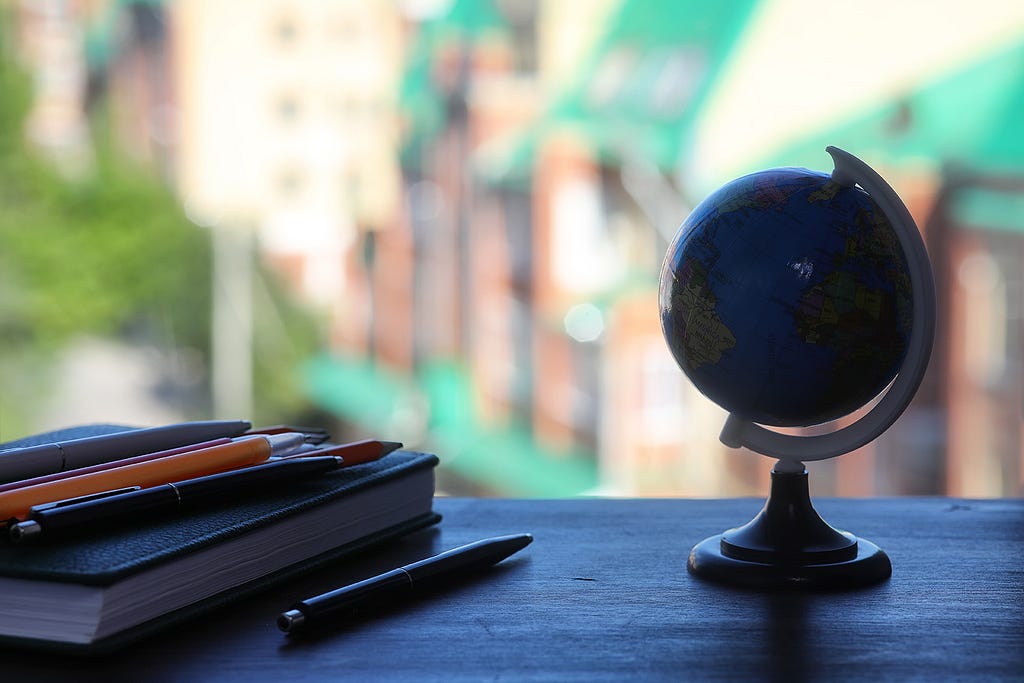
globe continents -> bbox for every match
[659,167,913,428]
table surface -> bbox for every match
[3,496,1023,682]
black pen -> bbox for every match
[0,420,253,483]
[8,456,342,542]
[277,533,533,635]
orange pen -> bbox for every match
[0,433,306,521]
[0,438,234,494]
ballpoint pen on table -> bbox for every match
[9,455,343,542]
[275,439,403,466]
[0,438,234,494]
[277,533,533,635]
[0,433,307,521]
[0,420,252,483]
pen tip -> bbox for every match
[380,441,403,456]
[481,533,533,566]
[302,431,331,445]
[490,533,533,557]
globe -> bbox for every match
[658,166,913,428]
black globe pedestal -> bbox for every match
[688,467,891,589]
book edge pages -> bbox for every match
[0,468,435,645]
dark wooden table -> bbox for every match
[3,497,1023,681]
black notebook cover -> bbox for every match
[0,425,441,653]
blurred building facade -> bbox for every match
[172,0,403,302]
[10,0,1024,497]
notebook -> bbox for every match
[0,426,440,652]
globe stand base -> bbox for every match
[688,467,891,589]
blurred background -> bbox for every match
[1,0,1022,498]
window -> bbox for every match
[273,14,299,45]
[276,167,304,198]
[276,94,300,123]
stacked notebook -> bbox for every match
[0,424,440,652]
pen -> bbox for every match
[248,425,330,444]
[0,438,233,494]
[9,456,343,542]
[0,420,252,483]
[0,433,306,521]
[275,439,403,466]
[277,533,533,635]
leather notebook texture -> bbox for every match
[0,425,440,653]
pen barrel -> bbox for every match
[18,457,341,540]
[28,488,181,534]
[403,535,533,587]
[280,535,532,635]
[0,438,233,495]
[0,436,273,521]
[293,569,414,623]
[172,456,339,502]
[59,420,253,471]
[0,420,252,483]
[0,449,63,484]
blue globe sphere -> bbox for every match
[659,167,913,427]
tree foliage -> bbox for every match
[0,59,212,353]
[0,22,325,432]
